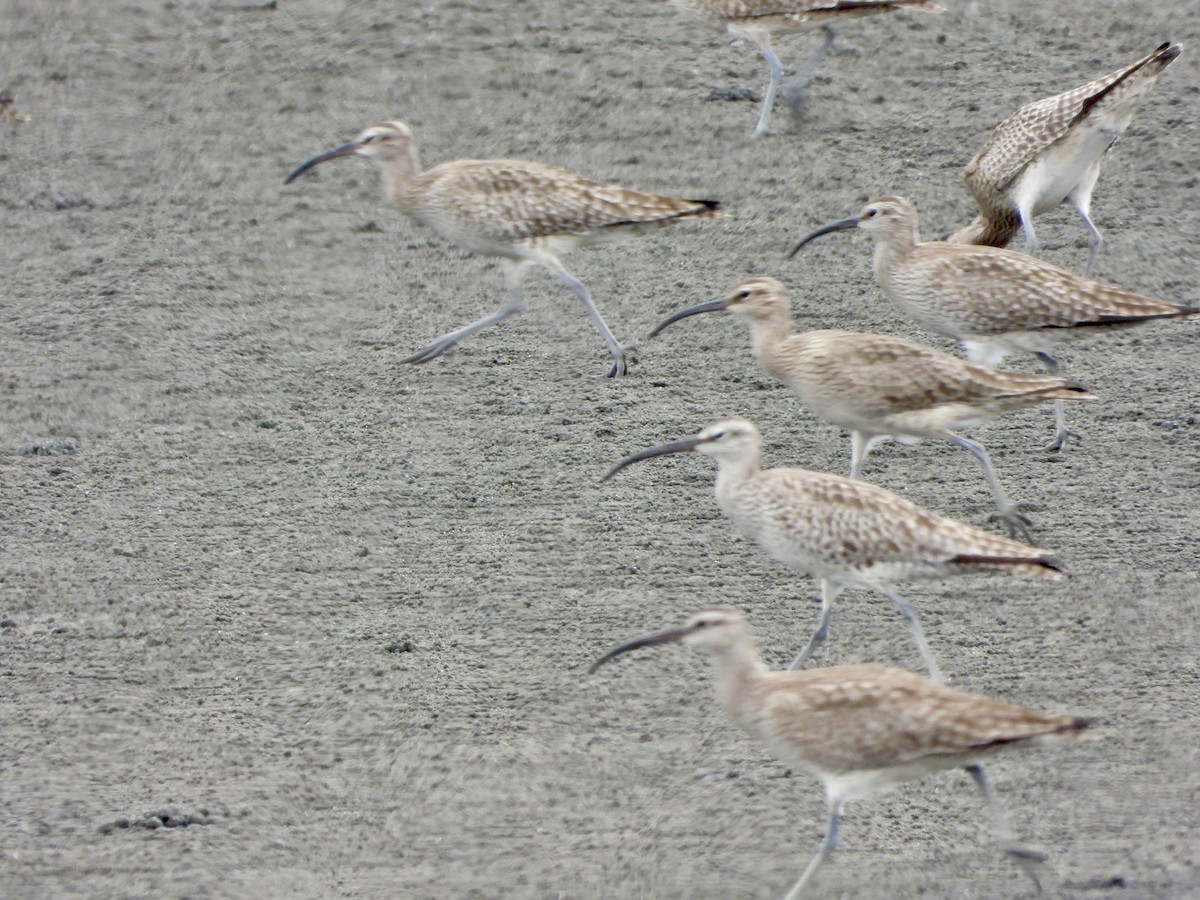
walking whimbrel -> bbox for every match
[650,276,1096,539]
[791,195,1198,450]
[591,607,1092,899]
[285,120,721,376]
[950,42,1181,275]
[603,418,1062,681]
[669,0,943,138]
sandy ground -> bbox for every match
[3,0,1200,897]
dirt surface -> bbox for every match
[3,1,1200,897]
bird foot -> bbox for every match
[1003,841,1049,895]
[990,508,1035,543]
[1004,842,1049,863]
[605,349,630,377]
[1040,429,1082,453]
[402,336,459,365]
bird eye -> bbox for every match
[864,208,878,219]
[694,619,710,629]
[735,290,750,300]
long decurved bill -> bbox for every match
[284,141,361,184]
[648,299,729,338]
[601,436,703,482]
[788,216,861,258]
[589,628,689,674]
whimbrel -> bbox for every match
[285,120,721,376]
[791,195,1198,450]
[591,607,1092,899]
[950,42,1181,275]
[0,91,30,124]
[669,0,943,137]
[650,276,1096,539]
[603,418,1062,681]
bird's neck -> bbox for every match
[710,642,769,725]
[713,454,762,526]
[379,146,424,211]
[746,314,793,370]
[873,225,919,282]
[713,452,760,503]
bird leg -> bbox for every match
[945,433,1034,542]
[966,764,1048,893]
[544,258,629,377]
[1079,214,1103,279]
[848,431,885,480]
[753,44,784,138]
[1069,161,1104,277]
[402,285,523,365]
[1035,352,1081,452]
[1018,203,1040,257]
[788,579,842,670]
[882,589,944,683]
[783,799,842,900]
[783,25,837,125]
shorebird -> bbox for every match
[950,42,1181,275]
[669,0,943,138]
[285,120,721,376]
[603,418,1062,681]
[791,195,1199,451]
[0,91,30,125]
[650,276,1096,540]
[591,607,1092,898]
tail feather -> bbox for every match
[952,554,1064,578]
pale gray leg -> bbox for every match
[1036,352,1079,452]
[966,764,1047,893]
[1069,160,1104,277]
[783,799,843,900]
[753,45,783,138]
[946,432,1033,541]
[788,579,842,670]
[544,257,628,377]
[848,431,877,479]
[882,589,944,683]
[403,283,523,364]
[782,25,837,124]
[1018,199,1039,256]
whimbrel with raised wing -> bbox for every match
[650,276,1096,539]
[603,418,1063,681]
[950,42,1181,275]
[791,195,1198,450]
[285,120,721,376]
[591,607,1092,899]
[669,0,943,137]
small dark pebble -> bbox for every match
[99,807,212,834]
[706,85,758,103]
[20,440,78,455]
[386,639,416,654]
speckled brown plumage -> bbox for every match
[286,120,720,376]
[792,195,1197,448]
[592,607,1092,898]
[951,42,1181,272]
[604,417,1061,680]
[651,276,1095,536]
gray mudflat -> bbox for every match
[2,1,1198,897]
